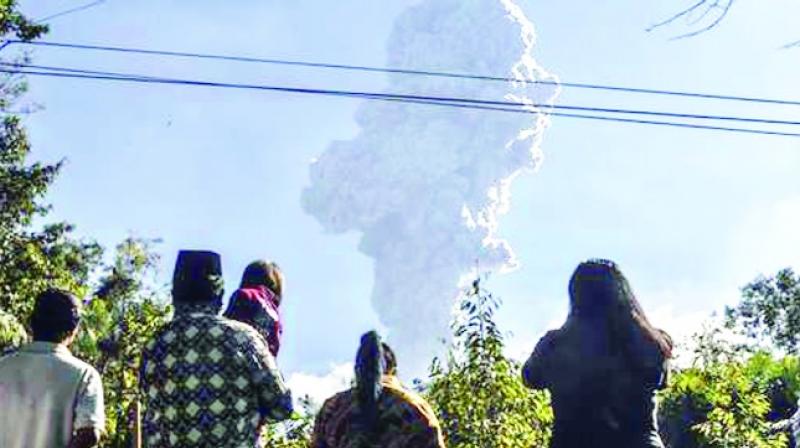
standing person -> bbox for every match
[522,259,673,448]
[311,331,446,448]
[139,250,293,447]
[224,260,284,356]
[0,289,106,448]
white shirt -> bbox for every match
[0,342,105,448]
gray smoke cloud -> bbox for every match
[302,0,558,377]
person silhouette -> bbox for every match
[523,259,672,448]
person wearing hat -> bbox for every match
[0,289,106,448]
[139,250,293,447]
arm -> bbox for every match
[242,329,294,422]
[71,367,105,448]
[522,331,557,389]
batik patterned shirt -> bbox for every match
[140,302,292,447]
[311,375,446,448]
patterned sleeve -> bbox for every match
[240,329,293,422]
[73,366,106,433]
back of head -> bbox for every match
[31,289,81,343]
[568,259,673,359]
[240,260,283,300]
[569,259,629,317]
[355,330,385,432]
[172,250,225,306]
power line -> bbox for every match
[3,61,800,128]
[365,96,800,138]
[8,39,800,108]
[2,67,799,138]
[37,0,108,23]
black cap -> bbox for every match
[172,250,224,304]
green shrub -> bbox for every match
[425,278,553,448]
[659,352,798,448]
[0,308,27,352]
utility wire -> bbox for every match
[366,96,800,138]
[3,61,800,128]
[37,0,108,23]
[2,67,799,138]
[8,39,800,108]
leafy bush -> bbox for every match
[0,308,27,351]
[261,396,316,447]
[425,278,553,448]
[659,351,798,448]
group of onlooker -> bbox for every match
[2,251,797,447]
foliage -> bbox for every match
[425,278,553,448]
[660,344,798,448]
[261,396,316,447]
[0,0,102,327]
[0,8,172,447]
[0,114,104,322]
[0,0,48,42]
[725,268,800,354]
[71,238,171,448]
[0,306,26,350]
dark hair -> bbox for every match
[382,342,397,376]
[241,260,283,300]
[568,259,673,359]
[172,250,225,305]
[355,331,385,432]
[30,289,81,343]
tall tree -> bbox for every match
[0,1,102,343]
[725,268,800,354]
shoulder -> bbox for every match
[218,316,263,339]
[60,352,103,384]
[318,390,353,418]
[535,329,563,353]
[140,319,180,353]
[213,317,272,355]
[382,383,433,417]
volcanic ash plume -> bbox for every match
[302,0,558,376]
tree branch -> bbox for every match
[647,0,735,39]
[781,39,800,50]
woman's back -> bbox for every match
[524,324,666,447]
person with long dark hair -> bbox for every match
[522,259,673,448]
[311,331,445,448]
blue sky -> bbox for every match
[14,0,800,389]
